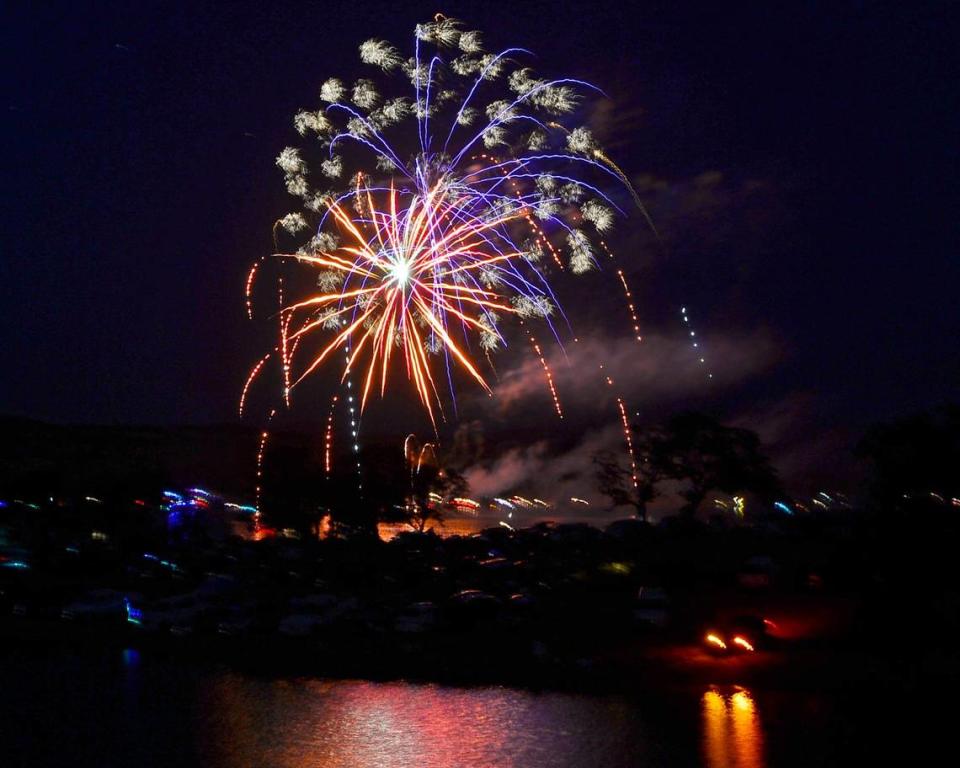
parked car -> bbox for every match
[447,589,501,626]
[394,601,437,634]
[738,556,775,589]
[634,586,670,629]
[278,595,360,637]
[278,612,326,637]
[128,592,207,634]
[216,603,277,638]
[61,589,131,623]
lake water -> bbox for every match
[0,643,924,767]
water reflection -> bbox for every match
[702,686,765,768]
[197,676,664,768]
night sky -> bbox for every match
[3,1,958,498]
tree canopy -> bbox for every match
[596,411,781,518]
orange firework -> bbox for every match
[268,181,531,427]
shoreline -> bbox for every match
[1,618,943,697]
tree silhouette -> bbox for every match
[402,437,468,532]
[657,412,781,517]
[856,405,960,511]
[594,433,665,521]
[596,412,780,518]
[406,464,468,532]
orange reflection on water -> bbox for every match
[702,686,765,768]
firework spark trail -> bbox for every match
[603,370,638,491]
[681,306,713,380]
[240,352,270,417]
[324,394,338,477]
[526,327,563,418]
[343,337,363,494]
[596,238,642,343]
[245,259,264,320]
[254,408,277,515]
[616,268,642,343]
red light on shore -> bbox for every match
[706,633,727,650]
[732,636,755,652]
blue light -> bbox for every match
[0,500,7,508]
[774,501,794,515]
[143,553,179,571]
[162,490,183,502]
[124,598,143,625]
[225,502,257,514]
[2,560,30,570]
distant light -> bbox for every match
[705,633,726,650]
[732,636,755,652]
[774,501,794,515]
[570,497,590,505]
[125,599,142,625]
[225,502,257,514]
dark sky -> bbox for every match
[2,1,958,495]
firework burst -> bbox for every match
[245,14,643,433]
